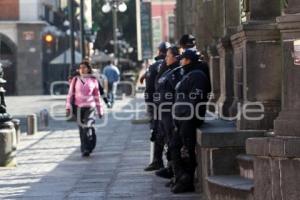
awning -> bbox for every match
[50,49,82,64]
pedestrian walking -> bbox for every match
[92,68,111,108]
[66,62,104,157]
[103,60,120,108]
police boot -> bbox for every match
[181,145,197,186]
[171,160,184,184]
[144,160,164,171]
[144,140,165,171]
[171,173,195,194]
[155,166,173,179]
[155,161,174,179]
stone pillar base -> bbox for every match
[274,110,300,137]
[247,137,300,200]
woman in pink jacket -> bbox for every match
[66,62,104,157]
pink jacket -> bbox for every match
[66,76,104,115]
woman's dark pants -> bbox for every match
[75,107,97,154]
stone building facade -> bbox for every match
[151,0,176,52]
[175,0,300,199]
[0,0,61,95]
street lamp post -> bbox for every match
[68,0,75,76]
[102,0,127,64]
[112,7,118,61]
[80,0,85,60]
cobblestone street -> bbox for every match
[1,96,202,200]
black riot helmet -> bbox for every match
[179,34,196,49]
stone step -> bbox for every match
[237,154,254,179]
[207,175,254,200]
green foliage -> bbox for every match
[92,0,137,60]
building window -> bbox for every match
[41,4,55,24]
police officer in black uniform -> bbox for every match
[144,42,171,171]
[170,49,211,193]
[179,34,197,50]
[153,46,182,179]
[179,34,211,87]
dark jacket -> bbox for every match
[174,62,211,122]
[197,59,211,94]
[155,61,182,106]
[144,55,165,103]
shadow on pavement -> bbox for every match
[0,98,202,200]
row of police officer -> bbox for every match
[142,34,211,193]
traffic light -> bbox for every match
[44,34,54,43]
[43,33,56,54]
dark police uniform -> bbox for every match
[170,62,211,191]
[155,62,182,160]
[144,55,165,167]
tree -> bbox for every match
[92,0,137,60]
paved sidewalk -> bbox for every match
[0,96,202,200]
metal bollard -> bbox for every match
[27,114,37,135]
[39,109,49,130]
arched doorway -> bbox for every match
[0,33,17,95]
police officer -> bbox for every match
[170,49,211,193]
[144,42,171,171]
[154,46,182,179]
[179,34,211,95]
[179,34,197,50]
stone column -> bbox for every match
[216,0,240,118]
[217,37,235,118]
[195,0,205,51]
[230,0,282,130]
[204,0,225,113]
[246,2,300,200]
[202,0,215,49]
[207,46,220,113]
[229,35,244,118]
